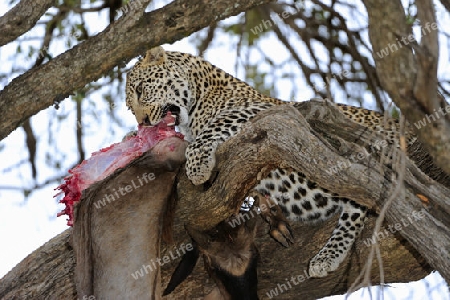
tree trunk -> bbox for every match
[362,0,450,175]
[1,100,448,299]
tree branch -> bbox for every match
[0,0,272,141]
[362,0,450,175]
[176,101,450,284]
[22,119,37,179]
[414,0,439,112]
[0,0,54,47]
[0,208,432,299]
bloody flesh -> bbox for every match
[55,113,183,226]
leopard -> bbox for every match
[125,46,398,283]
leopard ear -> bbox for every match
[142,46,167,66]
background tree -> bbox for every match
[0,0,449,299]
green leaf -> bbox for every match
[391,107,400,119]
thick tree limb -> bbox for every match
[0,0,54,47]
[415,0,439,110]
[0,210,431,299]
[0,229,76,299]
[161,213,432,299]
[177,101,449,226]
[0,0,273,141]
[177,101,450,284]
[362,0,450,175]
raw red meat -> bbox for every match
[55,113,184,226]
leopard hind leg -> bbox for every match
[308,199,367,277]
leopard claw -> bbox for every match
[251,191,295,247]
[270,221,294,247]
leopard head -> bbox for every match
[126,46,192,137]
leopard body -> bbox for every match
[125,47,402,278]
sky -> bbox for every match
[0,1,449,299]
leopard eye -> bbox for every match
[135,82,143,98]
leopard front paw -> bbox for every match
[186,143,217,185]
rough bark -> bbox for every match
[178,101,449,223]
[176,101,450,284]
[0,0,54,47]
[0,0,273,141]
[0,212,431,300]
[362,0,450,175]
[0,229,76,300]
[0,100,447,299]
